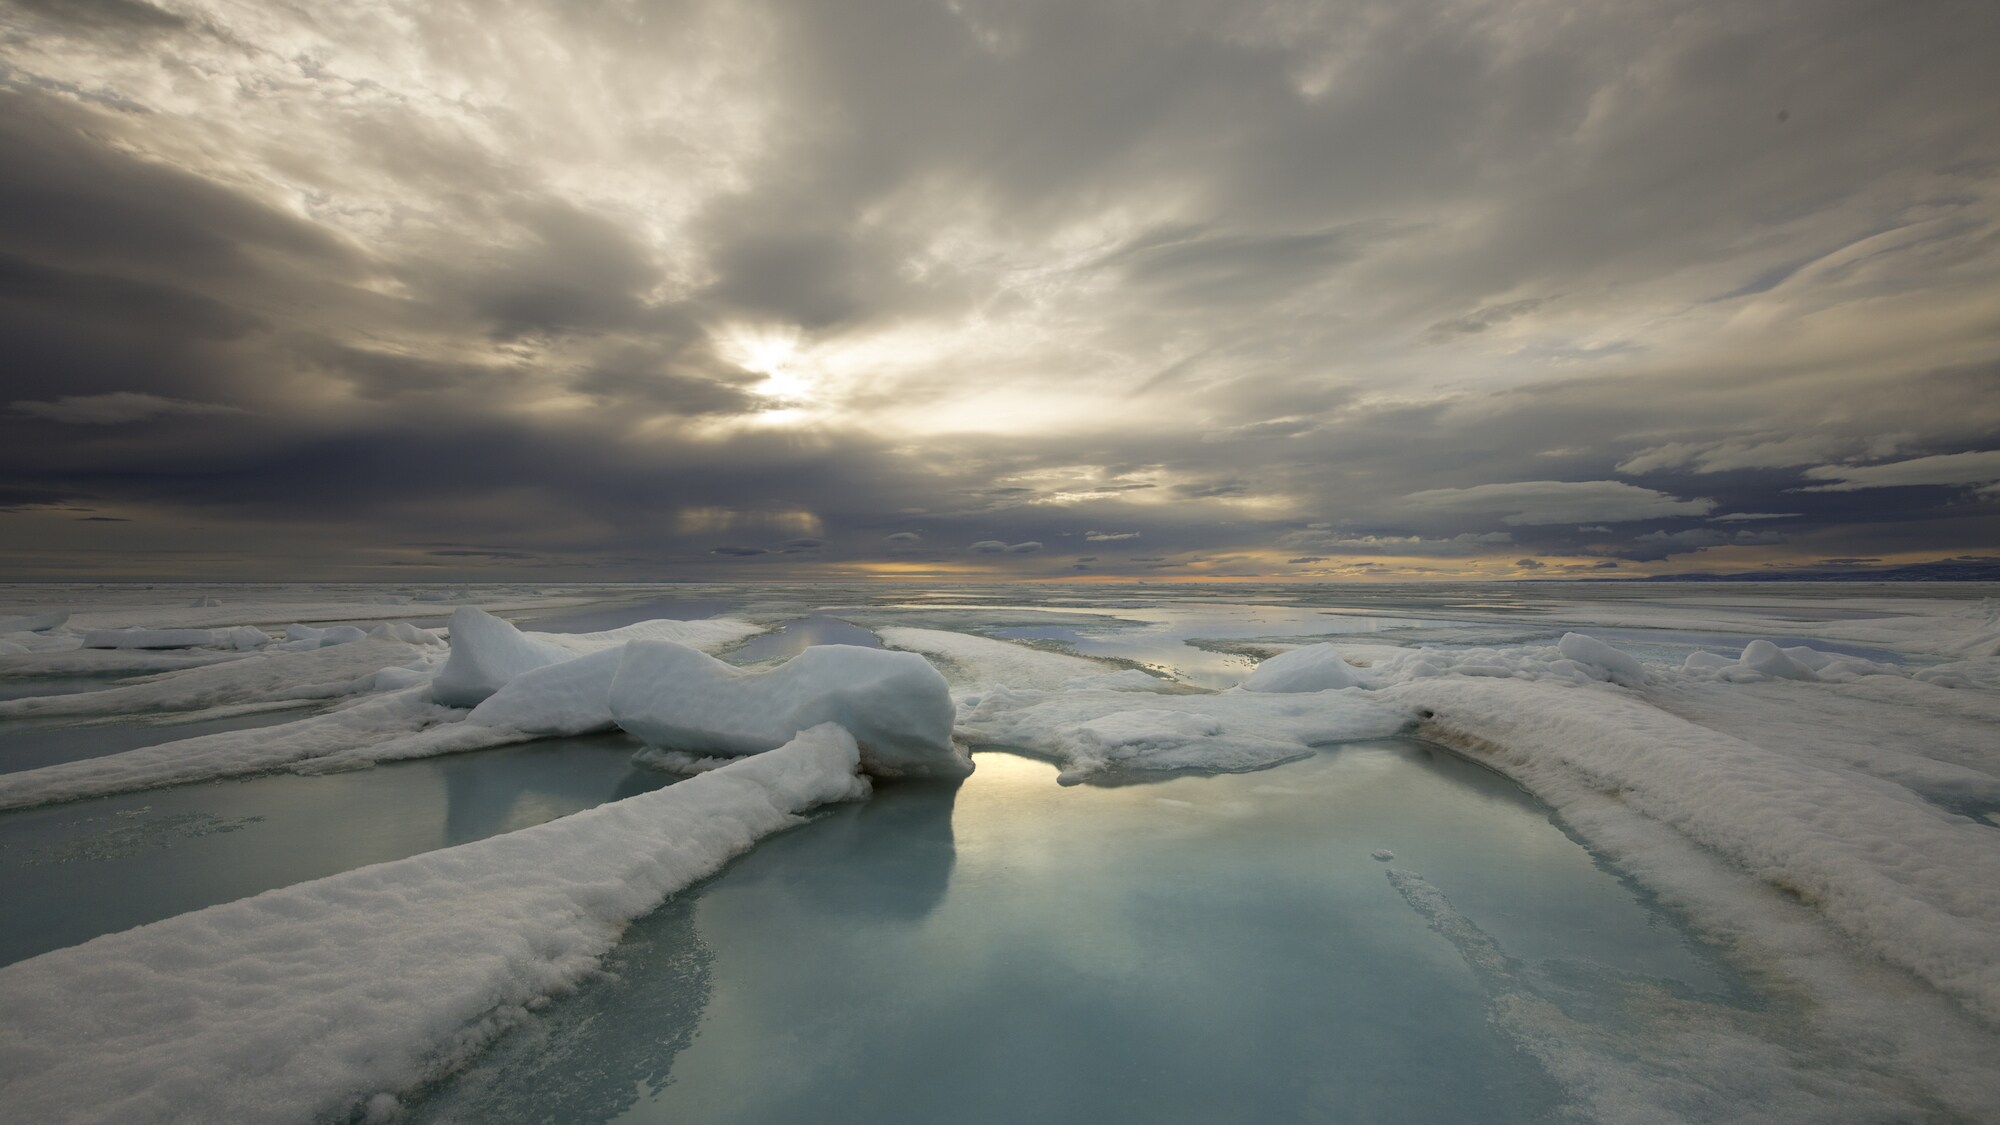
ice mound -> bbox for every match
[1236,643,1361,692]
[368,621,443,646]
[610,640,968,777]
[0,725,870,1125]
[431,608,579,707]
[272,623,369,651]
[466,646,625,736]
[1680,639,1899,683]
[1556,632,1648,687]
[1739,638,1820,680]
[0,611,67,633]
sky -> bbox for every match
[1,0,1997,582]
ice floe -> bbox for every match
[611,640,967,777]
[2,585,1998,1122]
[0,725,870,1125]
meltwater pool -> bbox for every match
[407,739,1754,1124]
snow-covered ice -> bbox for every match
[611,640,968,777]
[1,583,1997,1121]
[1235,642,1363,692]
[0,724,870,1125]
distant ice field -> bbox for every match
[0,581,1995,1123]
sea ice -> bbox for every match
[0,725,871,1125]
[430,608,579,706]
[610,641,968,777]
[1235,642,1362,692]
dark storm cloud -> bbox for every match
[8,0,187,34]
[0,0,1996,578]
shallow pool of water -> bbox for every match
[408,740,1751,1124]
[724,615,885,664]
[0,674,136,703]
[0,706,315,774]
[0,732,674,966]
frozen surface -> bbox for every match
[1235,642,1362,692]
[0,706,310,775]
[0,732,673,965]
[611,641,968,777]
[0,637,435,720]
[0,725,869,1125]
[1,581,1996,1122]
[430,608,583,706]
[878,625,1158,692]
[0,608,763,810]
[725,615,884,664]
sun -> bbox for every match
[722,326,812,399]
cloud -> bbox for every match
[1796,450,2000,492]
[1617,434,1897,475]
[1514,558,1544,569]
[13,393,245,425]
[1084,530,1140,541]
[1397,481,1716,525]
[882,531,923,543]
[710,545,769,557]
[1617,527,1786,561]
[1,1,1997,578]
[1426,296,1549,341]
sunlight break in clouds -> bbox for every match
[0,0,1995,579]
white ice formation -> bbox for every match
[1235,642,1362,692]
[3,589,2000,1121]
[0,725,870,1125]
[611,640,968,777]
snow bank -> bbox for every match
[1392,675,2000,1027]
[611,641,968,777]
[1236,643,1361,692]
[0,725,870,1125]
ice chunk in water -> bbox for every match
[610,641,967,777]
[1739,638,1820,681]
[431,608,578,707]
[1556,632,1647,687]
[1237,643,1362,692]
